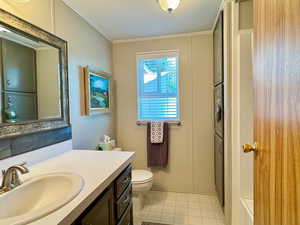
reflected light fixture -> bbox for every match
[0,26,11,33]
[158,0,181,13]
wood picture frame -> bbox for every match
[83,66,112,115]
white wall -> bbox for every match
[239,31,254,201]
[113,34,215,194]
[0,0,114,149]
[36,47,61,119]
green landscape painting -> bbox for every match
[89,74,109,109]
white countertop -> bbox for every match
[17,150,135,225]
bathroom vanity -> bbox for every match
[72,164,133,225]
[0,150,135,225]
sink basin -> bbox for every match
[0,172,84,225]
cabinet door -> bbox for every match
[80,186,115,225]
[213,12,224,86]
[2,39,36,93]
[3,92,37,122]
[214,134,224,206]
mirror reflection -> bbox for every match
[0,25,61,124]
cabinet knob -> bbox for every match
[122,177,130,184]
[243,143,258,153]
[215,104,222,121]
[123,195,131,204]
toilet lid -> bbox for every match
[132,170,153,184]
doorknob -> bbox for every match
[243,143,258,153]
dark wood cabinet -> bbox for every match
[73,165,133,225]
[214,134,224,207]
[117,203,133,225]
[214,84,224,138]
[79,186,115,225]
[213,11,225,207]
[116,184,132,220]
[115,166,132,199]
[213,12,224,86]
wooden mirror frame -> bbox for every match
[0,9,70,139]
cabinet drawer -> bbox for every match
[116,184,132,220]
[115,165,132,199]
[117,203,133,225]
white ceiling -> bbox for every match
[62,0,222,41]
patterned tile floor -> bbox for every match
[133,191,225,225]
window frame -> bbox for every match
[136,50,180,122]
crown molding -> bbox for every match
[211,0,225,32]
[112,30,213,44]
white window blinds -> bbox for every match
[137,51,179,120]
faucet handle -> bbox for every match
[17,162,27,167]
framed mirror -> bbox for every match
[0,9,70,139]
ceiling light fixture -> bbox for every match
[158,0,181,13]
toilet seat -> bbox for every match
[132,170,153,184]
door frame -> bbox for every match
[230,1,255,225]
[230,1,241,225]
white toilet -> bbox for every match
[132,169,153,211]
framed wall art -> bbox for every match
[83,66,112,115]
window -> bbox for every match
[137,51,179,120]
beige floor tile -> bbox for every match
[176,201,189,208]
[134,191,224,225]
[144,212,162,221]
[188,208,202,217]
[188,202,201,209]
[164,200,176,206]
[148,206,163,214]
[175,215,189,225]
[163,206,176,214]
[160,214,175,224]
[188,216,203,225]
[202,218,222,225]
[175,207,189,216]
[177,193,189,201]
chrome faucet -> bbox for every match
[0,162,29,194]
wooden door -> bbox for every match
[253,0,300,224]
